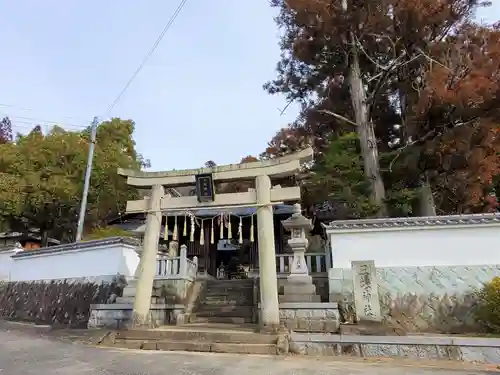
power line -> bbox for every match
[0,102,88,123]
[0,0,189,127]
[9,119,86,132]
[104,0,188,116]
[5,115,87,129]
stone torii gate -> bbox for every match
[118,147,313,329]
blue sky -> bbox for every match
[0,1,498,172]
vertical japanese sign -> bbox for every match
[351,260,382,322]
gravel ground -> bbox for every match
[0,322,498,375]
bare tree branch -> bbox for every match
[367,52,423,105]
[278,99,294,116]
[416,47,453,72]
[317,109,358,127]
[354,35,392,71]
[388,129,436,172]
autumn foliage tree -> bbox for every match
[416,22,500,213]
[265,0,497,217]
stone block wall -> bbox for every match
[289,333,500,364]
[329,265,500,333]
[0,279,120,328]
[258,276,329,303]
[153,278,193,304]
[278,303,340,332]
[88,304,184,329]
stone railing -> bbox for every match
[156,245,198,280]
[276,252,330,275]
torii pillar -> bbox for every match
[256,174,280,329]
[132,184,164,327]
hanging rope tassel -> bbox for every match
[183,214,187,237]
[238,216,243,244]
[190,215,195,242]
[163,215,169,243]
[210,218,215,244]
[219,213,224,239]
[250,214,254,243]
[200,220,205,246]
[172,215,178,241]
[227,214,232,240]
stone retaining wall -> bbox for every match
[289,333,500,364]
[329,265,500,333]
[257,302,340,333]
[154,278,193,304]
[0,280,119,328]
[88,303,185,329]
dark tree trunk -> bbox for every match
[349,37,387,217]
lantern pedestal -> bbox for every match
[279,204,321,303]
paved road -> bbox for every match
[0,327,496,375]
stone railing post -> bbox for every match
[179,244,188,277]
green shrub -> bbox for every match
[83,226,132,240]
[474,276,500,333]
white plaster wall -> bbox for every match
[0,249,22,281]
[327,224,500,269]
[7,244,140,282]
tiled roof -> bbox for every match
[11,237,140,259]
[324,213,500,230]
[0,231,60,244]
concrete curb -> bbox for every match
[291,333,500,347]
[290,332,500,364]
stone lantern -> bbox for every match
[280,203,320,302]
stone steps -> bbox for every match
[114,327,275,344]
[189,279,256,325]
[204,292,252,299]
[111,340,278,355]
[206,279,254,285]
[206,286,253,294]
[204,292,252,298]
[196,302,253,310]
[205,281,253,290]
[189,316,253,324]
[201,301,253,306]
[195,307,254,318]
[200,298,242,306]
[104,325,278,355]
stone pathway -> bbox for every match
[0,322,498,375]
